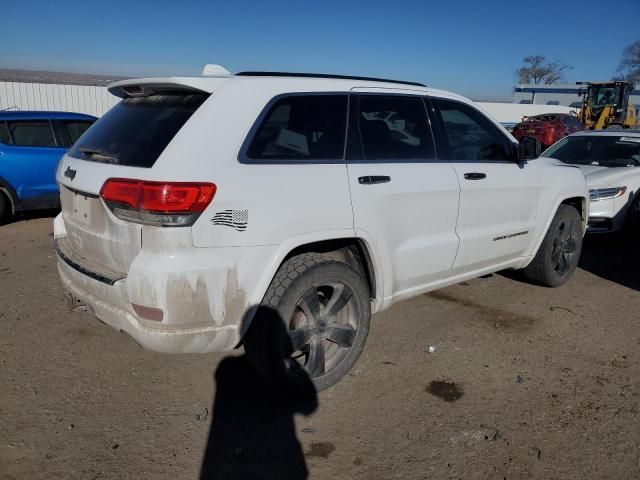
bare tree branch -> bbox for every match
[516,56,572,84]
[615,41,640,83]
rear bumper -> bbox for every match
[57,257,242,353]
[53,209,277,353]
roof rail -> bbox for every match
[235,71,426,87]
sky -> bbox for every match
[2,0,639,101]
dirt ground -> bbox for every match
[1,214,639,480]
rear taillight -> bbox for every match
[100,179,216,227]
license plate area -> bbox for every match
[71,190,95,225]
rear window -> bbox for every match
[68,93,208,167]
[526,115,558,122]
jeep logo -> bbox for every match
[64,167,76,181]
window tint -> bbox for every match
[543,135,640,167]
[0,122,10,145]
[247,95,347,161]
[8,121,56,147]
[64,121,93,144]
[69,93,208,168]
[356,95,434,160]
[433,99,514,161]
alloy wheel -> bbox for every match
[551,219,578,276]
[285,282,359,379]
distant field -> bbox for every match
[0,68,127,86]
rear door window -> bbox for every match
[355,95,435,161]
[8,121,56,147]
[64,120,94,145]
[0,122,10,145]
[245,95,348,161]
[68,93,208,167]
[432,98,514,161]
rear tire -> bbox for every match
[521,205,583,287]
[244,252,371,392]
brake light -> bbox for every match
[100,179,216,227]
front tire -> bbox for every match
[625,194,640,234]
[0,194,6,224]
[244,253,371,392]
[521,205,583,287]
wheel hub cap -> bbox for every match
[552,219,578,275]
[286,282,359,378]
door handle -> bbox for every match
[358,175,391,185]
[463,172,487,180]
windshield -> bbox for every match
[589,86,618,107]
[68,93,208,168]
[543,135,640,167]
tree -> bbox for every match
[615,41,640,83]
[515,55,572,85]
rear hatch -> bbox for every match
[57,85,211,274]
[513,115,559,144]
[516,116,550,135]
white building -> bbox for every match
[0,69,124,117]
[513,83,640,109]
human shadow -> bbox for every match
[578,232,640,292]
[200,308,318,480]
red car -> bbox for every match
[512,113,584,149]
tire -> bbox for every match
[625,194,640,234]
[244,252,371,392]
[0,194,6,224]
[521,204,583,287]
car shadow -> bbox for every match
[1,208,59,226]
[200,308,318,480]
[578,233,640,292]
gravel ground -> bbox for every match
[1,214,639,480]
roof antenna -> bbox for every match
[201,64,231,76]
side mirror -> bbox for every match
[518,136,541,161]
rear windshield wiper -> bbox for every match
[78,147,120,164]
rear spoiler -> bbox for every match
[108,77,226,98]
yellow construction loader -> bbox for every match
[577,81,637,129]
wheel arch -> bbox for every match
[247,232,384,321]
[524,194,588,267]
[0,177,18,215]
[560,196,588,230]
[284,237,378,300]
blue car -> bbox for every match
[0,111,97,221]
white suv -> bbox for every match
[54,69,589,390]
